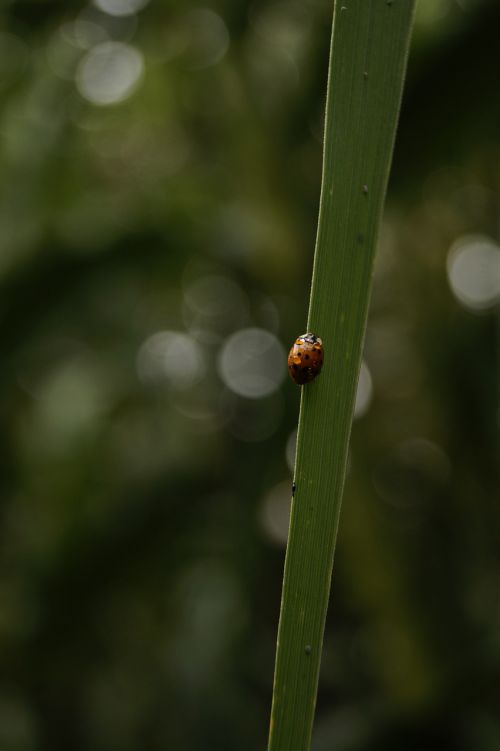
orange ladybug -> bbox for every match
[287,333,324,385]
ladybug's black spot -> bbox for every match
[305,354,310,360]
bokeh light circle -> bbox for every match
[447,234,500,311]
[183,9,230,70]
[259,481,292,546]
[354,360,373,419]
[183,275,249,332]
[94,0,150,17]
[137,331,205,389]
[76,41,144,105]
[217,328,286,399]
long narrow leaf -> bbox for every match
[268,2,417,749]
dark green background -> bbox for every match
[1,1,500,749]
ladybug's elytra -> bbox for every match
[287,332,324,385]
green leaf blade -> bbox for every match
[268,2,417,749]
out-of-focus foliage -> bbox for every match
[0,1,499,749]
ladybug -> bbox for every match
[287,333,324,385]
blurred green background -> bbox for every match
[1,0,500,749]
